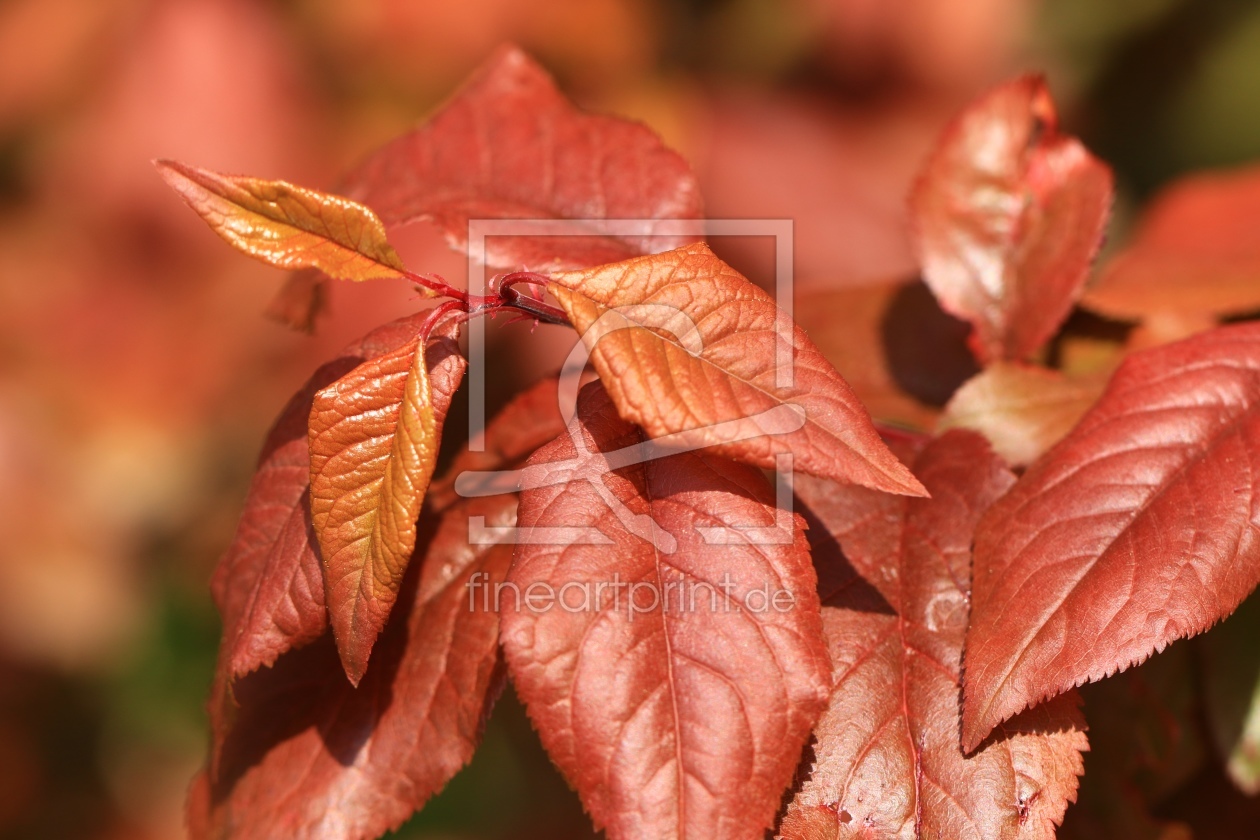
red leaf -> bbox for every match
[548,243,927,496]
[784,432,1086,840]
[342,44,703,271]
[909,75,1113,364]
[189,494,515,840]
[963,322,1260,751]
[308,319,466,685]
[501,382,831,840]
[1084,165,1260,320]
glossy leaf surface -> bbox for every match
[155,159,411,284]
[909,76,1113,363]
[783,432,1086,840]
[964,322,1260,750]
[502,383,831,840]
[548,243,926,496]
[190,494,515,840]
[308,320,466,684]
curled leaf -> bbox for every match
[548,243,926,496]
[909,75,1113,364]
[155,159,412,284]
[308,319,466,684]
[964,322,1260,751]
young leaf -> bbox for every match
[501,382,832,840]
[1200,589,1260,795]
[213,311,443,682]
[963,322,1260,751]
[308,320,466,685]
[190,494,516,840]
[1084,165,1260,321]
[155,159,413,285]
[341,44,703,271]
[909,76,1113,364]
[939,363,1102,467]
[784,431,1086,840]
[547,243,927,496]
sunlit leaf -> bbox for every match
[783,431,1085,840]
[909,76,1113,364]
[308,319,466,684]
[939,362,1101,467]
[501,382,831,840]
[155,159,412,284]
[548,243,927,496]
[963,322,1260,751]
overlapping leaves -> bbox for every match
[783,432,1086,840]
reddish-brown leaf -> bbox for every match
[1084,165,1260,321]
[909,76,1113,364]
[501,382,831,840]
[963,322,1260,751]
[308,319,466,685]
[939,363,1102,467]
[783,431,1086,840]
[548,243,927,496]
[155,159,414,284]
[189,494,515,840]
[341,44,703,272]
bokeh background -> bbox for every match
[3,0,1260,837]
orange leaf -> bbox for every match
[155,159,415,285]
[308,320,466,684]
[548,243,926,496]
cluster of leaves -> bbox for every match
[162,46,1260,840]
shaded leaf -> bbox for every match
[308,319,466,685]
[428,374,565,510]
[792,283,950,430]
[939,363,1102,467]
[1084,165,1260,320]
[783,431,1086,840]
[342,44,703,272]
[909,76,1113,363]
[964,322,1260,751]
[1200,588,1260,795]
[1059,647,1200,840]
[548,243,927,496]
[264,268,327,333]
[189,494,516,840]
[501,382,831,840]
[155,159,413,284]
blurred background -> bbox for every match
[3,0,1260,837]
